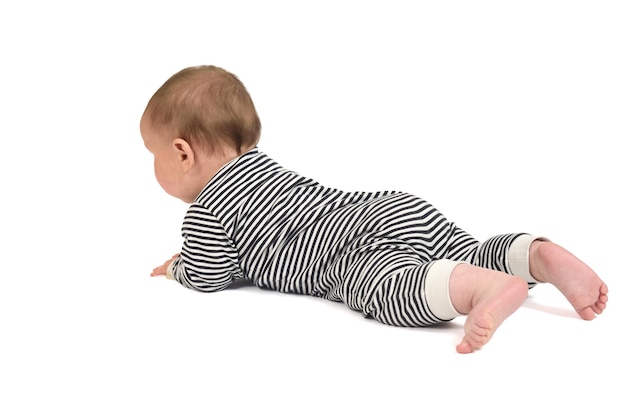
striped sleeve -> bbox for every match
[169,203,243,292]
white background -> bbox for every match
[1,1,624,416]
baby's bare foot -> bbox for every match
[456,276,528,353]
[530,241,608,320]
[450,265,529,354]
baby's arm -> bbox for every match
[158,204,243,292]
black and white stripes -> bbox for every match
[169,148,529,326]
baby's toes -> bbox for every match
[577,306,596,321]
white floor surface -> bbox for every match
[1,1,624,416]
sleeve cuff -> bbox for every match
[166,258,176,280]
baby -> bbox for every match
[141,65,608,354]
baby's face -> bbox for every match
[140,118,189,201]
[140,116,243,203]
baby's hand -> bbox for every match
[151,254,179,277]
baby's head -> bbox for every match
[142,65,261,155]
[141,65,261,202]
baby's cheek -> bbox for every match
[154,166,171,193]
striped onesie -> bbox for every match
[167,147,538,326]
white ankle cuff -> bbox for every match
[508,234,549,284]
[424,260,462,320]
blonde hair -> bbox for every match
[144,65,261,154]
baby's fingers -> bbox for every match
[151,265,167,276]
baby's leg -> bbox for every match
[529,240,608,320]
[449,263,529,354]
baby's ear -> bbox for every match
[172,138,195,170]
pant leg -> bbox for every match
[443,227,540,287]
[363,258,463,326]
[351,230,543,327]
[330,243,462,327]
[324,196,540,327]
[352,232,541,328]
[360,195,538,285]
